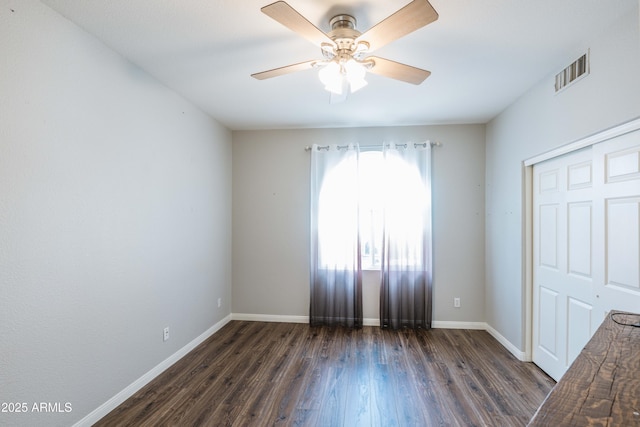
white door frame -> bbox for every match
[522,116,640,362]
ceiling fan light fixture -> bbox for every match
[318,62,343,94]
[347,76,368,93]
[318,60,368,95]
[344,59,368,92]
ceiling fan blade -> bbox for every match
[356,0,438,52]
[366,57,431,85]
[251,60,318,80]
[261,1,336,48]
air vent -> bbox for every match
[555,51,589,93]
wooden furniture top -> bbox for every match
[528,311,640,426]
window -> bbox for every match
[359,151,384,268]
[318,149,428,269]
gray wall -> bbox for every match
[232,125,486,324]
[0,2,232,425]
[485,3,640,351]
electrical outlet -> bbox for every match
[454,297,461,308]
[217,298,222,308]
[163,327,170,341]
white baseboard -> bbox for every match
[231,313,382,327]
[432,320,487,330]
[229,315,526,360]
[77,313,525,426]
[363,318,380,326]
[73,314,232,427]
[231,313,309,323]
[485,324,527,361]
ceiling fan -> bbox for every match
[251,0,439,102]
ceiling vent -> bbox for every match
[555,51,589,93]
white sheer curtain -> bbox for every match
[309,144,362,327]
[380,143,432,329]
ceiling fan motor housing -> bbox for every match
[329,14,357,31]
[327,14,367,62]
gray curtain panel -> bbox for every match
[380,143,433,329]
[309,144,362,327]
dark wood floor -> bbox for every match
[96,322,555,427]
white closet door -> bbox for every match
[592,132,640,316]
[533,147,598,381]
[532,128,640,381]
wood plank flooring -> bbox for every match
[95,322,555,427]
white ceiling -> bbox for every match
[41,0,637,130]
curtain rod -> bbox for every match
[304,141,441,151]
